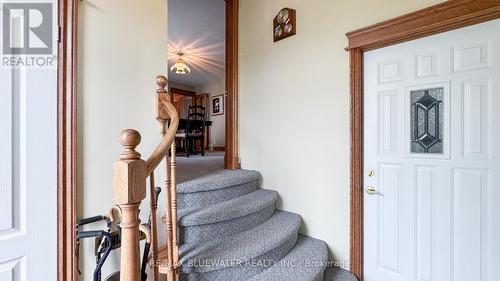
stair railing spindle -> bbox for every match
[155,76,179,281]
[170,141,180,281]
[149,172,160,281]
[164,155,175,280]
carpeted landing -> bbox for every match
[175,153,357,281]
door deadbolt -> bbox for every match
[368,169,375,177]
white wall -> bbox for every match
[197,77,226,147]
[239,0,445,264]
[78,0,167,279]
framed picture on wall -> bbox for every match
[211,94,224,116]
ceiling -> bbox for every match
[168,0,226,87]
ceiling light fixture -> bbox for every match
[170,51,191,75]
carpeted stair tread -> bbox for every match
[323,266,358,281]
[247,235,328,281]
[177,169,260,193]
[178,190,278,244]
[178,189,278,226]
[178,204,277,244]
[179,210,301,274]
[177,170,260,208]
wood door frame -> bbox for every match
[346,1,500,280]
[58,0,78,280]
[225,0,240,169]
[170,87,197,97]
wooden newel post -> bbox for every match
[114,129,147,281]
[156,75,170,126]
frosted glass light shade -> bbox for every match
[170,52,191,75]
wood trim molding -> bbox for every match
[170,87,196,97]
[347,1,500,280]
[57,0,78,280]
[213,146,226,151]
[347,0,500,51]
[225,0,241,169]
[349,48,363,281]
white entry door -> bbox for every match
[364,19,500,281]
[0,1,58,280]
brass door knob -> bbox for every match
[366,186,377,195]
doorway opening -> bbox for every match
[167,0,234,169]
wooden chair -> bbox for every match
[175,105,206,157]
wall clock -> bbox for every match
[273,8,296,42]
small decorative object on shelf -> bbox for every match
[273,8,296,42]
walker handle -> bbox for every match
[78,215,106,226]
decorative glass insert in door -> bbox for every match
[410,87,444,153]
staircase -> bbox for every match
[157,169,357,281]
[112,75,357,281]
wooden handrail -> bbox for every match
[113,75,179,281]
